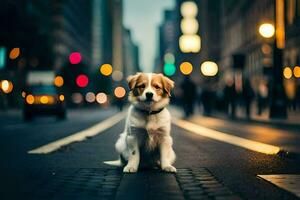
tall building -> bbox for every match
[112,0,123,72]
[123,28,140,77]
[156,10,178,73]
[52,0,93,70]
[91,0,113,69]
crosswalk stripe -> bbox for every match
[172,118,281,155]
[28,112,126,154]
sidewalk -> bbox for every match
[233,105,300,128]
[169,105,300,156]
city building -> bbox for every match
[123,28,140,77]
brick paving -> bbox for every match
[23,167,241,200]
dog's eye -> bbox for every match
[137,84,145,88]
[154,85,161,90]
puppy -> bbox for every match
[105,72,176,173]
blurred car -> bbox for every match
[23,84,66,121]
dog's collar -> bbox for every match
[134,107,165,115]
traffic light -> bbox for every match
[163,53,176,76]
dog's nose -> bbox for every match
[146,92,153,100]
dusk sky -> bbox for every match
[124,0,175,72]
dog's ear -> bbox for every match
[161,74,174,97]
[127,73,141,90]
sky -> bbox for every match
[123,0,175,72]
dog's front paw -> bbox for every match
[123,165,138,173]
[162,165,177,173]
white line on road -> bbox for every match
[28,112,126,154]
[172,118,281,155]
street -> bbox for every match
[0,108,299,200]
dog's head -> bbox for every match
[127,73,174,110]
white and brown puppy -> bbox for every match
[105,72,176,173]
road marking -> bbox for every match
[172,118,281,155]
[258,174,300,197]
[28,112,126,154]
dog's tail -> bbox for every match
[103,159,123,167]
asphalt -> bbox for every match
[0,108,299,200]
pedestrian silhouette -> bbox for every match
[223,77,236,118]
[180,76,196,118]
[242,79,254,118]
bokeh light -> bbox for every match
[72,93,83,104]
[21,91,26,98]
[9,48,20,60]
[76,74,89,88]
[96,93,107,104]
[283,67,292,79]
[59,94,65,101]
[163,63,176,76]
[100,64,113,76]
[40,96,49,104]
[1,80,13,93]
[293,66,300,78]
[114,87,126,98]
[85,92,96,103]
[54,76,64,87]
[181,18,199,34]
[112,70,123,81]
[164,53,175,64]
[259,23,275,38]
[200,61,218,76]
[180,62,193,75]
[69,52,82,64]
[180,1,198,18]
[179,35,201,53]
[261,44,272,55]
[26,95,35,104]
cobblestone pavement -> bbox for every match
[19,167,240,200]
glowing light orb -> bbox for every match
[1,80,13,93]
[259,23,275,38]
[114,87,126,98]
[293,66,300,78]
[180,62,193,75]
[112,70,123,81]
[76,74,89,88]
[54,76,64,87]
[96,93,107,104]
[100,64,113,76]
[164,53,175,64]
[9,48,20,60]
[59,95,65,101]
[179,35,201,53]
[181,18,199,34]
[163,63,176,76]
[283,67,292,79]
[72,93,83,104]
[181,1,198,18]
[69,52,82,64]
[40,96,49,104]
[26,95,35,104]
[85,92,96,103]
[200,61,218,77]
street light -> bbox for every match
[259,23,275,38]
[258,0,287,119]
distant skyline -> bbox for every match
[124,0,175,72]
